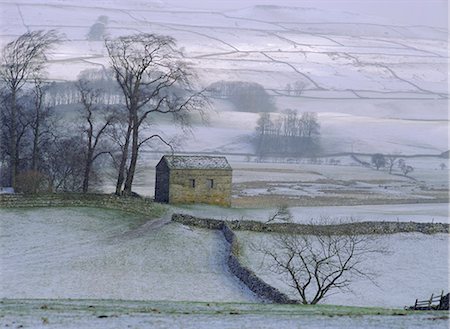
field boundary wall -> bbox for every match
[0,193,165,218]
[171,214,449,235]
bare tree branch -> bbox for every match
[256,218,389,304]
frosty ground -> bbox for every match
[1,207,448,308]
[1,299,448,329]
[0,207,449,328]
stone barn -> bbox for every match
[154,155,232,207]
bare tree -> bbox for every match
[385,154,399,174]
[76,78,116,193]
[300,112,320,137]
[371,153,386,170]
[0,30,61,189]
[28,76,57,174]
[257,221,387,304]
[285,83,292,95]
[105,33,207,196]
[266,204,292,223]
[13,77,56,193]
[293,80,306,96]
[0,89,30,183]
[397,158,414,176]
[45,135,85,192]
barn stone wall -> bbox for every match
[169,169,232,207]
[154,161,170,203]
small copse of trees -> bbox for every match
[208,80,275,113]
[255,110,320,157]
[370,153,415,177]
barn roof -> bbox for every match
[161,155,232,170]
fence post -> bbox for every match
[428,294,434,309]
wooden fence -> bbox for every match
[407,291,447,310]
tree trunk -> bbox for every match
[115,121,132,195]
[82,148,93,193]
[10,89,17,189]
[123,115,139,195]
[31,101,41,172]
[31,119,39,172]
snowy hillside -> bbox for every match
[0,0,447,155]
[0,207,257,302]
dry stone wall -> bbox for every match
[0,194,166,218]
[221,223,296,304]
[171,214,449,235]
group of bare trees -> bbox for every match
[371,153,414,176]
[104,34,207,195]
[255,110,320,157]
[0,30,61,192]
[1,30,206,195]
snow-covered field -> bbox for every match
[237,231,449,308]
[0,207,448,328]
[0,207,256,302]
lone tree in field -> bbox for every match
[257,222,387,304]
[0,30,61,189]
[371,153,386,170]
[105,33,207,196]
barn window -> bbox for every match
[207,179,214,188]
[190,179,196,188]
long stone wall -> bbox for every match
[171,214,449,235]
[0,193,166,218]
